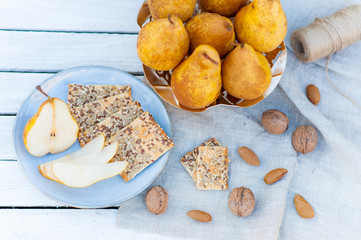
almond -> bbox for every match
[294,194,315,218]
[238,146,260,166]
[306,84,320,105]
[264,168,288,184]
[187,210,212,222]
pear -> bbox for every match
[23,86,79,157]
[39,142,119,183]
[38,135,106,180]
[137,15,189,71]
[222,43,272,100]
[148,0,196,22]
[51,161,128,188]
[171,45,221,109]
[185,12,235,58]
[39,142,121,187]
[199,0,248,17]
[234,0,287,53]
[58,134,105,161]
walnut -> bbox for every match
[228,187,255,217]
[292,125,318,153]
[145,185,168,215]
[262,109,289,135]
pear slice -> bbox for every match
[23,86,79,157]
[39,140,117,182]
[55,134,105,162]
[38,164,50,180]
[73,142,118,164]
[38,134,105,179]
[51,161,128,188]
[43,162,59,182]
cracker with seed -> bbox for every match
[79,101,144,147]
[70,92,133,139]
[68,84,131,108]
[108,111,174,182]
[196,146,229,190]
[180,138,221,182]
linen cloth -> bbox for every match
[117,0,361,239]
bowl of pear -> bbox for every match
[137,0,287,112]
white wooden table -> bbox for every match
[0,1,171,239]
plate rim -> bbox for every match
[13,65,172,209]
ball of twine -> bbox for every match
[291,4,361,63]
[291,4,361,108]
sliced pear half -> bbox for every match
[73,142,118,164]
[39,141,119,186]
[39,134,106,180]
[51,161,128,188]
[54,134,105,162]
[24,86,79,157]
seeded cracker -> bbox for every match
[180,138,221,182]
[108,111,174,182]
[67,84,131,108]
[196,146,229,190]
[79,101,144,147]
[70,92,133,140]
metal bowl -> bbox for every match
[138,2,287,112]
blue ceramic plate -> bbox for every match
[13,66,172,208]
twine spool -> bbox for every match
[291,4,361,63]
[291,5,361,108]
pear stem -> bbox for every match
[36,85,53,102]
[224,22,233,31]
[167,15,174,25]
[202,53,218,65]
[231,42,245,48]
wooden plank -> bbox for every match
[0,116,16,160]
[0,209,168,240]
[0,31,142,73]
[0,0,142,33]
[0,72,144,114]
[0,73,51,114]
[0,161,65,207]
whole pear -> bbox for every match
[137,16,189,71]
[234,0,287,53]
[222,43,272,100]
[148,0,196,22]
[185,12,235,58]
[171,45,221,109]
[199,0,248,17]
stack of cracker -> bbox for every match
[180,138,229,190]
[68,84,174,182]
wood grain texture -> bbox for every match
[0,0,142,33]
[0,116,16,160]
[0,2,170,238]
[0,31,142,73]
[0,161,64,206]
[0,72,51,114]
[0,73,144,114]
[0,209,170,239]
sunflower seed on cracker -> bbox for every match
[68,84,131,108]
[109,111,174,182]
[70,92,133,140]
[196,146,229,190]
[180,138,221,182]
[79,101,144,147]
